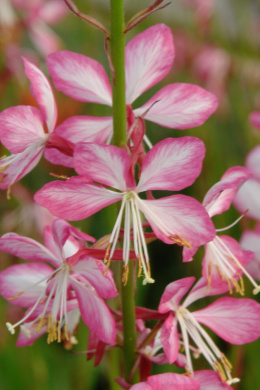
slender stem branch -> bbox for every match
[110,0,138,384]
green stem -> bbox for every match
[110,0,138,384]
[110,0,127,147]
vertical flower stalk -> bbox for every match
[110,0,138,383]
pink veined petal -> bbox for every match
[158,277,195,313]
[203,166,252,217]
[240,230,260,281]
[160,313,180,364]
[182,277,229,308]
[22,57,57,132]
[234,178,260,220]
[136,195,215,248]
[51,219,95,253]
[34,179,122,221]
[0,106,46,153]
[47,51,112,105]
[71,279,116,345]
[55,116,113,145]
[130,373,200,390]
[134,83,218,129]
[125,24,174,104]
[0,232,60,263]
[193,297,260,344]
[74,143,134,190]
[147,373,200,390]
[194,370,233,390]
[0,262,53,307]
[136,137,205,192]
[249,111,260,130]
[43,225,64,266]
[0,145,45,189]
[72,257,118,299]
[246,145,260,180]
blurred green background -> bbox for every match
[1,0,260,389]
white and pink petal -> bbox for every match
[134,83,218,129]
[125,24,174,104]
[203,166,252,217]
[71,279,116,345]
[0,106,46,153]
[34,179,122,221]
[136,137,205,192]
[193,297,260,344]
[0,262,53,307]
[47,51,112,105]
[136,195,215,248]
[23,57,57,132]
[74,143,134,190]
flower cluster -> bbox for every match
[0,14,259,390]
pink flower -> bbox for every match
[45,24,217,156]
[183,167,260,294]
[35,137,215,284]
[129,373,200,390]
[158,277,260,384]
[0,58,57,197]
[234,143,260,220]
[240,224,260,281]
[0,219,117,345]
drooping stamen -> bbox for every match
[216,210,249,232]
[176,307,235,383]
[215,236,260,295]
[206,239,245,295]
[6,263,71,343]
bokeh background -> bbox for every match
[0,0,260,389]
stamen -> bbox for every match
[6,322,15,334]
[216,210,249,232]
[169,234,192,249]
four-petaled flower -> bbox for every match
[0,219,118,345]
[35,137,215,284]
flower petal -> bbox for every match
[0,146,44,189]
[125,24,174,104]
[0,106,45,153]
[71,280,116,344]
[240,229,260,281]
[0,262,53,307]
[194,370,233,390]
[203,166,251,217]
[246,145,260,180]
[234,178,260,220]
[159,277,195,313]
[55,116,113,144]
[134,83,218,129]
[193,297,260,344]
[74,143,134,190]
[0,232,60,263]
[47,51,112,105]
[160,313,180,364]
[130,373,200,390]
[23,57,57,132]
[136,195,215,248]
[136,137,205,192]
[72,257,118,299]
[34,178,122,220]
